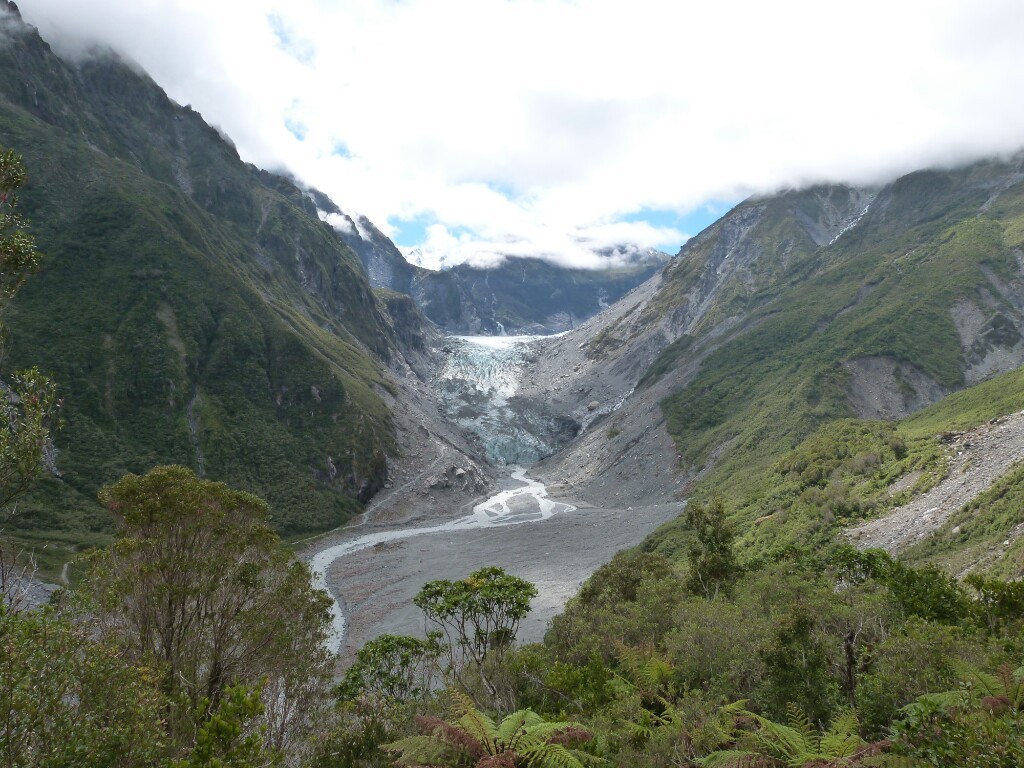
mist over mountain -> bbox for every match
[317,200,668,335]
[0,3,404,540]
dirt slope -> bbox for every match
[847,410,1024,552]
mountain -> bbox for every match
[0,3,448,548]
[528,155,1024,513]
[319,203,667,335]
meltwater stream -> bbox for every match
[310,334,575,653]
[310,467,575,653]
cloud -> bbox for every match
[16,0,1024,268]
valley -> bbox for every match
[5,4,1024,765]
[303,333,684,659]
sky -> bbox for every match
[14,0,1024,270]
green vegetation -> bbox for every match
[0,23,401,560]
[1,467,335,766]
[384,691,600,768]
[0,147,61,584]
[650,172,1023,510]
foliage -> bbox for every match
[338,633,441,705]
[79,465,333,756]
[832,547,971,625]
[384,691,601,768]
[0,32,399,548]
[0,148,60,521]
[699,704,874,768]
[648,166,1024,534]
[415,567,537,704]
[684,497,738,599]
[904,460,1024,580]
[890,663,1024,767]
[0,148,42,302]
[0,603,166,767]
[173,684,281,768]
[964,574,1024,635]
[854,617,985,739]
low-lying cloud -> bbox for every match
[16,0,1024,269]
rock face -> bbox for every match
[323,212,667,336]
[523,158,1024,507]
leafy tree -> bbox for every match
[757,604,838,725]
[684,497,738,600]
[0,149,42,307]
[0,604,166,767]
[384,691,601,768]
[173,684,281,768]
[831,547,970,625]
[965,573,1024,635]
[338,633,441,705]
[414,567,537,704]
[0,149,59,526]
[79,465,333,757]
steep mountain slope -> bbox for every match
[532,157,1024,511]
[0,5,448,546]
[319,202,666,335]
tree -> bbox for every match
[0,149,43,306]
[684,497,738,600]
[80,465,333,757]
[0,604,166,767]
[414,567,537,705]
[0,149,59,530]
[338,633,441,705]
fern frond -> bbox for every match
[820,710,865,758]
[904,690,967,713]
[520,742,604,768]
[496,709,543,747]
[749,716,808,761]
[624,719,653,742]
[447,690,497,750]
[382,734,454,766]
[950,660,1001,698]
[697,748,773,767]
[784,703,815,746]
[718,699,751,717]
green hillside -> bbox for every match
[649,161,1024,503]
[0,16,398,553]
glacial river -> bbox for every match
[309,467,575,653]
[309,333,575,653]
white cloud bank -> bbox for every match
[15,0,1024,269]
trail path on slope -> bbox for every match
[847,410,1024,552]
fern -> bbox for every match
[701,705,869,768]
[384,691,603,768]
[697,749,775,767]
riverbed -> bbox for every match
[310,470,682,659]
[305,334,684,661]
